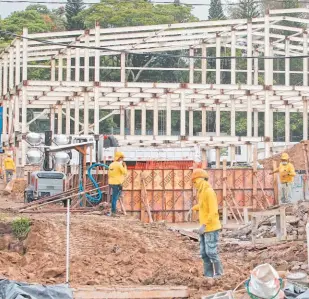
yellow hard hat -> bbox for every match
[192,168,209,182]
[114,151,124,161]
[281,153,289,160]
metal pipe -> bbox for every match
[66,197,70,284]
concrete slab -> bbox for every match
[202,290,234,299]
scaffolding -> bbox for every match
[1,8,309,166]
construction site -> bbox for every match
[1,6,309,299]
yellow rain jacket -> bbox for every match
[108,161,127,185]
[274,162,296,183]
[192,178,221,233]
[4,157,15,171]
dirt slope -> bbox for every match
[0,214,307,297]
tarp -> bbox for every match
[0,279,73,299]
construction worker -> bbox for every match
[188,168,223,278]
[4,153,15,184]
[269,153,296,204]
[108,152,127,216]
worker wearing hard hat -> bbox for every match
[188,168,223,278]
[269,153,296,204]
[108,152,127,216]
[4,153,15,184]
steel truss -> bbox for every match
[1,8,309,165]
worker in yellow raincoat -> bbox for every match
[108,152,127,216]
[4,153,15,184]
[187,168,223,278]
[269,153,296,204]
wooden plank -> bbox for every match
[73,286,189,299]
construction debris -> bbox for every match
[222,202,309,242]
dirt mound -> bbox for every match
[259,141,309,170]
[0,214,307,297]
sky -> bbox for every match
[0,0,210,20]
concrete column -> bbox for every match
[303,98,308,140]
[84,32,90,82]
[215,147,220,168]
[269,108,273,141]
[3,53,8,96]
[247,21,253,85]
[304,33,308,86]
[216,34,221,85]
[153,98,159,136]
[57,105,62,134]
[231,29,236,85]
[247,143,252,163]
[84,93,89,135]
[285,38,290,86]
[94,88,99,135]
[254,109,258,137]
[14,95,19,133]
[230,145,236,163]
[231,96,236,137]
[95,22,100,82]
[216,103,220,137]
[121,52,126,83]
[58,55,63,81]
[130,106,135,136]
[166,94,171,136]
[9,47,14,90]
[120,106,125,136]
[75,46,80,82]
[189,108,194,137]
[189,48,194,84]
[66,101,70,135]
[51,59,56,81]
[50,107,55,134]
[74,98,79,134]
[141,103,146,136]
[202,107,206,137]
[180,92,186,136]
[15,39,21,85]
[21,87,27,166]
[285,104,290,145]
[247,95,252,137]
[66,49,71,81]
[8,98,13,138]
[254,50,259,85]
[201,44,207,84]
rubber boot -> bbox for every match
[213,261,224,278]
[202,259,214,278]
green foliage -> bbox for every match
[12,217,31,240]
[208,0,225,20]
[229,0,261,19]
[65,0,85,30]
[79,0,197,28]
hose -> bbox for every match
[79,163,109,204]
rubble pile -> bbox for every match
[259,140,309,170]
[222,202,309,242]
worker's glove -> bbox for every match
[185,208,192,222]
[198,224,206,235]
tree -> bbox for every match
[208,0,225,20]
[65,0,85,30]
[229,0,261,19]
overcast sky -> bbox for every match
[0,0,210,20]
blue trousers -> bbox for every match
[110,185,122,213]
[199,230,223,277]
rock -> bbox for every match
[86,280,99,285]
[42,267,65,279]
[301,264,308,270]
[139,247,147,254]
[121,256,132,265]
[298,227,305,235]
[109,269,115,277]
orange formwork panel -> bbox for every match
[121,168,275,223]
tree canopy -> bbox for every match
[65,0,85,30]
[208,0,225,20]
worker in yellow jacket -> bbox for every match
[269,152,296,204]
[188,168,223,278]
[108,152,127,216]
[4,153,15,183]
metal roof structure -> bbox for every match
[1,8,309,165]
